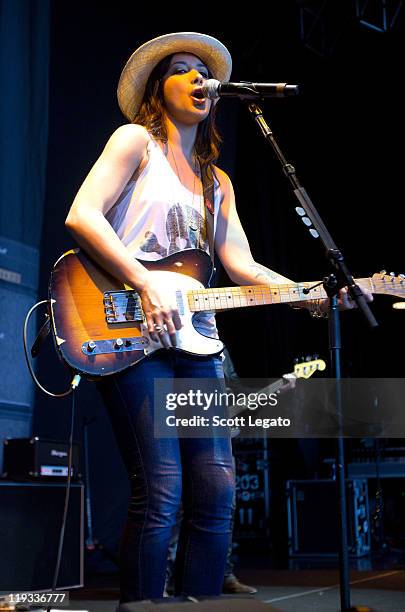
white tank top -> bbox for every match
[106,135,222,339]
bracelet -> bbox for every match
[308,299,329,319]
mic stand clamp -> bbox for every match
[245,101,378,612]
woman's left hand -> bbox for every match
[338,285,373,310]
[312,285,373,316]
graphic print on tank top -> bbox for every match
[139,203,208,257]
[105,136,219,338]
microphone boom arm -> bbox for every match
[200,79,299,100]
[220,82,299,98]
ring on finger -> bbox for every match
[154,324,165,334]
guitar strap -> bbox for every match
[30,314,51,358]
[200,162,215,265]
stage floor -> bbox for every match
[65,559,405,611]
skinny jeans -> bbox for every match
[97,351,234,602]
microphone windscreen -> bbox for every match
[201,79,221,99]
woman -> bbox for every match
[65,32,365,602]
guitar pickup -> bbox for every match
[104,290,144,323]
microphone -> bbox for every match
[200,79,299,100]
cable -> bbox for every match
[23,300,73,397]
[45,387,79,611]
[50,390,76,601]
[23,300,82,610]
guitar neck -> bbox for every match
[188,278,374,313]
[228,377,287,419]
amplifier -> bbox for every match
[2,437,80,480]
[287,479,370,557]
[0,481,83,591]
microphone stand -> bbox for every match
[245,101,378,611]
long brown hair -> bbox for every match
[132,54,222,185]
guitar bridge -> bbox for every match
[104,290,144,323]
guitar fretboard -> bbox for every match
[188,278,377,312]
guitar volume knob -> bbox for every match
[87,341,96,352]
[114,338,124,349]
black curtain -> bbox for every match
[0,0,49,472]
[0,0,49,246]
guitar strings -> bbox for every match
[107,278,405,316]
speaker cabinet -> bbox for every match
[0,481,83,591]
[287,479,370,557]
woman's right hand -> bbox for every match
[139,277,182,347]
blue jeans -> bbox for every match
[97,351,234,602]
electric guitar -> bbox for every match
[49,248,404,378]
[228,358,326,420]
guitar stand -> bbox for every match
[82,416,119,570]
[244,99,377,611]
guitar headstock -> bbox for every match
[294,357,326,379]
[371,271,405,299]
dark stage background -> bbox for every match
[22,3,404,567]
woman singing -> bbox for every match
[65,31,368,602]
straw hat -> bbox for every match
[117,32,232,121]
